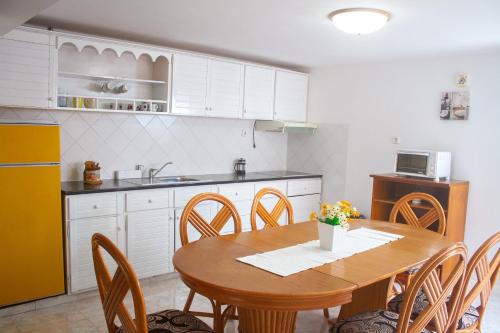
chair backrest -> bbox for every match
[397,242,467,333]
[389,192,447,235]
[179,192,242,246]
[458,232,499,330]
[250,187,294,230]
[92,233,147,333]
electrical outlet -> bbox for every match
[391,137,401,144]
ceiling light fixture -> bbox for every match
[328,8,391,35]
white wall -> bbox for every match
[287,124,348,203]
[307,52,500,252]
[0,108,288,180]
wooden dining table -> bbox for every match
[173,220,453,333]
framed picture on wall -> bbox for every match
[440,91,470,120]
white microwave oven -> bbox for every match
[395,150,451,180]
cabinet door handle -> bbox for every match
[93,204,99,209]
[235,192,239,196]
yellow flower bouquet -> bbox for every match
[310,201,361,251]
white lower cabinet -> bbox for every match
[65,177,322,293]
[126,209,174,279]
[288,194,321,223]
[68,215,122,293]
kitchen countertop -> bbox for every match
[61,171,322,195]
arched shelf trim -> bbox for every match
[57,36,172,62]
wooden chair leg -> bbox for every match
[183,289,196,312]
[323,308,330,318]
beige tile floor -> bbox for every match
[0,274,498,333]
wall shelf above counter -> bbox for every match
[58,71,168,85]
[0,26,311,124]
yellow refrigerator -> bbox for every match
[0,120,65,306]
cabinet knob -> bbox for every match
[235,192,239,196]
[209,107,213,111]
[169,216,173,221]
[93,204,99,209]
[148,199,153,203]
[48,97,53,101]
[205,106,208,111]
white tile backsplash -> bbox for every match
[287,124,349,202]
[0,108,288,181]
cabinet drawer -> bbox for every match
[68,193,117,219]
[287,178,322,196]
[174,185,216,207]
[218,183,254,202]
[125,189,170,212]
[254,180,287,197]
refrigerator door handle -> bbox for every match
[0,162,60,167]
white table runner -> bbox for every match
[237,228,404,277]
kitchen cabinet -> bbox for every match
[288,194,321,223]
[171,53,208,116]
[68,215,122,293]
[207,59,244,118]
[66,189,176,293]
[63,177,322,293]
[0,28,53,108]
[126,209,174,279]
[0,27,310,121]
[274,70,309,122]
[172,54,243,118]
[287,178,322,223]
[242,65,275,120]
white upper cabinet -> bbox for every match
[274,71,309,122]
[243,65,275,120]
[0,28,52,108]
[207,59,244,118]
[171,53,209,116]
[172,53,243,118]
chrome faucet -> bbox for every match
[149,161,173,181]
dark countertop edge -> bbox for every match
[61,173,323,195]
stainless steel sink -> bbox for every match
[124,176,207,186]
[156,176,201,183]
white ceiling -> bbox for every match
[0,0,58,35]
[29,0,500,69]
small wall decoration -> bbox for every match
[456,73,468,88]
[440,91,470,120]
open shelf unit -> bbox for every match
[55,36,172,114]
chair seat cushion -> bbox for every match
[387,289,480,329]
[117,309,213,333]
[332,310,430,333]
